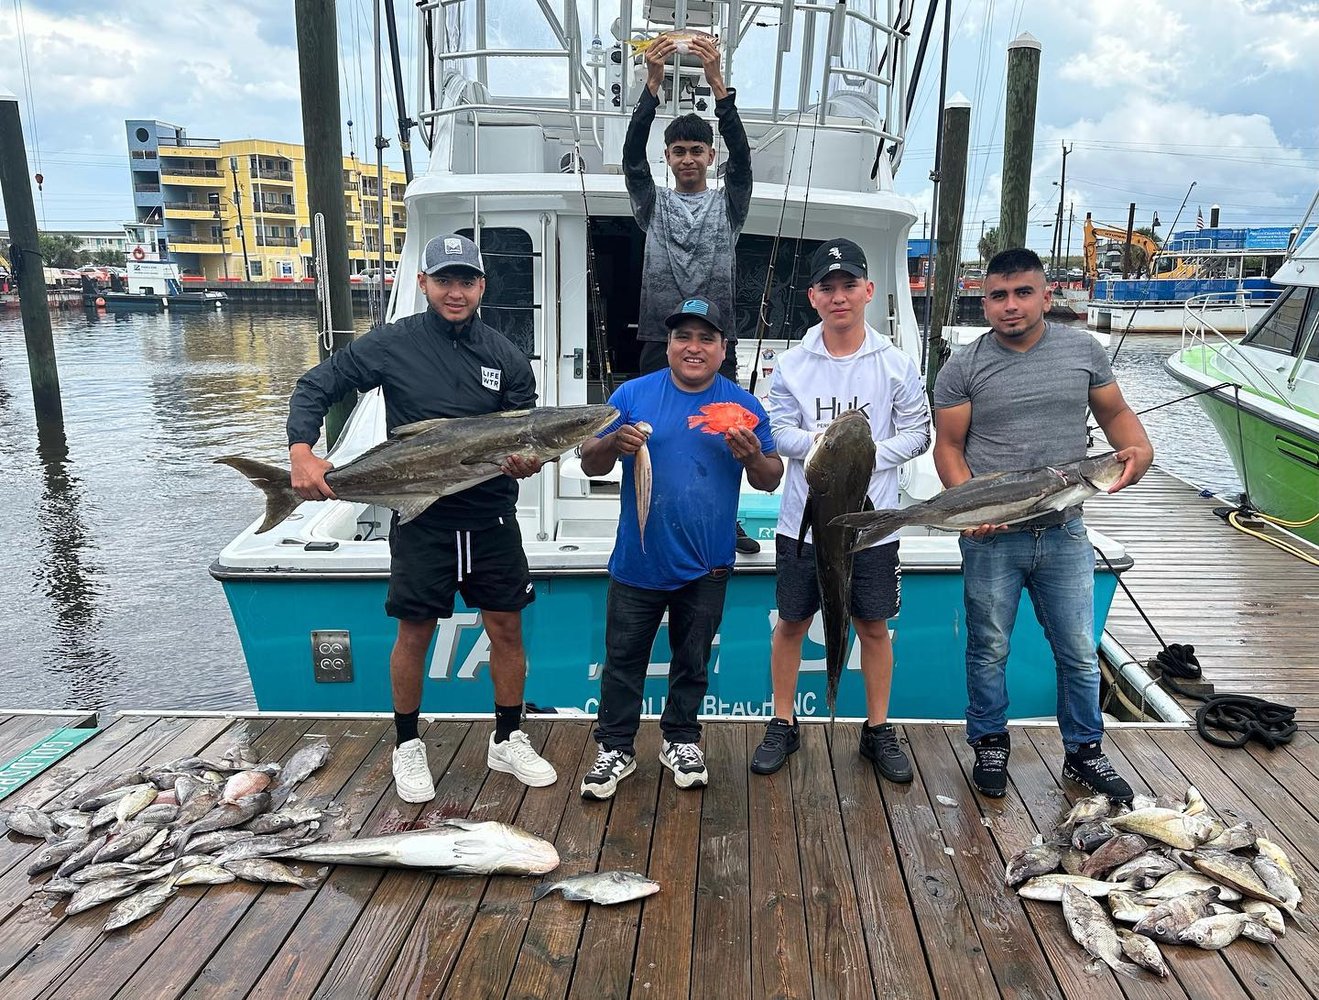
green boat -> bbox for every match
[1165,216,1319,546]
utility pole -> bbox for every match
[229,156,252,281]
[922,0,953,348]
[998,33,1041,251]
[1051,141,1071,274]
[295,0,356,446]
[979,219,986,264]
[0,86,64,438]
[927,93,971,400]
[1121,202,1136,279]
[1065,202,1074,265]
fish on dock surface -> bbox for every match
[1060,885,1143,978]
[531,870,660,905]
[218,404,618,534]
[830,452,1126,550]
[271,819,560,876]
[797,409,876,720]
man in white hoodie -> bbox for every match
[752,239,931,781]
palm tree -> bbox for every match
[977,227,998,264]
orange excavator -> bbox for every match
[1083,214,1192,280]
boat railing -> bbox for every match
[1180,292,1299,410]
[416,0,910,172]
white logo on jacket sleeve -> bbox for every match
[481,366,502,392]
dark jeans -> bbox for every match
[639,340,739,382]
[594,570,730,753]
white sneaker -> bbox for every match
[391,738,435,803]
[487,730,557,787]
[659,740,708,789]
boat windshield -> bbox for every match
[1242,285,1319,358]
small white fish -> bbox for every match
[634,422,653,553]
[531,870,660,905]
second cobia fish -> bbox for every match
[797,410,876,720]
[831,452,1126,550]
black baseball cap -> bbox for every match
[809,238,868,285]
[664,297,725,335]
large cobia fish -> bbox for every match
[271,819,560,875]
[831,452,1126,551]
[219,404,619,534]
[797,410,876,720]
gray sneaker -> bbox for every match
[659,740,708,789]
[580,746,636,800]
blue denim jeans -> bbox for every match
[593,569,729,753]
[959,517,1102,752]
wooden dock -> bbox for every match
[1084,465,1319,723]
[1,712,1317,998]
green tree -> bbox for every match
[1120,226,1161,277]
[37,234,87,269]
[978,226,999,264]
[90,248,125,266]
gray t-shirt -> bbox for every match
[933,322,1114,526]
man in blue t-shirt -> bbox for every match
[578,298,783,799]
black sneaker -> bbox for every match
[750,717,800,775]
[1063,742,1134,803]
[735,521,760,554]
[580,746,636,800]
[859,722,913,783]
[971,732,1011,798]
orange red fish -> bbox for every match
[687,402,759,435]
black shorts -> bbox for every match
[385,515,535,621]
[774,534,900,622]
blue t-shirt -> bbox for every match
[600,372,776,590]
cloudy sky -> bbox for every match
[2,0,1316,259]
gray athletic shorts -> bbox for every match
[775,534,901,622]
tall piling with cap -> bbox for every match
[0,86,64,439]
[926,92,971,399]
[997,33,1041,252]
[295,0,355,447]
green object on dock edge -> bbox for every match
[0,727,99,801]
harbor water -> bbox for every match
[0,309,1240,714]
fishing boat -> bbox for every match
[1165,212,1319,546]
[1087,224,1315,335]
[212,0,1132,719]
[87,260,228,312]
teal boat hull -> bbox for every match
[217,562,1126,720]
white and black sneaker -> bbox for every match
[1063,741,1134,803]
[971,732,1010,798]
[659,740,708,789]
[580,746,636,800]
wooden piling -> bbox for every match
[0,89,64,437]
[294,0,357,447]
[926,93,971,399]
[997,33,1041,252]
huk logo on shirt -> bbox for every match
[480,366,501,392]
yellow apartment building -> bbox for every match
[125,120,407,282]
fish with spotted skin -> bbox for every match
[1060,885,1142,978]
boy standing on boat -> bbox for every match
[624,31,758,552]
[578,298,782,799]
[752,239,930,782]
[932,247,1153,802]
[286,233,557,803]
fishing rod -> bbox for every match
[574,139,615,398]
[747,121,801,395]
[774,96,823,352]
[383,0,415,182]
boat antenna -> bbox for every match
[371,0,389,326]
[774,95,823,352]
[747,121,801,395]
[383,0,416,181]
[574,140,615,398]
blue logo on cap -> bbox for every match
[682,298,709,315]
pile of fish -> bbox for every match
[1005,787,1303,977]
[1,739,562,934]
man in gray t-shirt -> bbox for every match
[932,248,1153,804]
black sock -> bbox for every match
[394,708,420,745]
[493,703,522,743]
